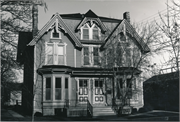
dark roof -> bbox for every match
[60,9,121,22]
[17,32,33,63]
[144,71,179,84]
[84,9,98,18]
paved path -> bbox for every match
[8,110,24,118]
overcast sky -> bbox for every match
[38,0,169,29]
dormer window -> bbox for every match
[82,25,89,40]
[81,23,100,40]
[119,32,126,41]
[93,25,99,40]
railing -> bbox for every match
[87,100,93,117]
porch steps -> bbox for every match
[92,106,117,117]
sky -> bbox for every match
[38,0,169,29]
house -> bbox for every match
[17,10,150,116]
[143,71,179,112]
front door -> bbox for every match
[93,79,105,104]
[78,79,88,103]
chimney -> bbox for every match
[123,12,130,23]
[32,5,38,37]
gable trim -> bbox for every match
[100,19,150,53]
[75,17,107,33]
[27,13,82,49]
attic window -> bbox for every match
[53,32,59,38]
[81,23,100,40]
[119,32,126,41]
[51,28,61,39]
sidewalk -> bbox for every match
[1,108,24,121]
[1,108,179,121]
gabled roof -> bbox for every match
[75,10,107,33]
[100,19,150,53]
[28,13,82,49]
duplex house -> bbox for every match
[17,10,150,117]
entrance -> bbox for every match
[78,79,88,103]
[93,79,105,104]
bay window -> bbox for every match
[44,76,69,101]
[46,77,51,100]
[55,77,61,100]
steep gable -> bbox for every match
[100,19,150,53]
[75,10,107,33]
[28,13,82,49]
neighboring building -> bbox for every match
[143,71,179,112]
[17,10,150,116]
[2,83,22,106]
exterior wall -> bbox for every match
[76,49,82,67]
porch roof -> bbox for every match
[37,65,141,76]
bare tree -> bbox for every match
[155,0,180,72]
[98,21,159,115]
[1,0,47,121]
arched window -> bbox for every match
[119,32,126,41]
[82,24,89,40]
[81,23,101,40]
[93,25,99,40]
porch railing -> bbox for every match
[87,100,93,117]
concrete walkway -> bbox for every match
[8,110,24,118]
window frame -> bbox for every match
[45,42,67,65]
[50,28,61,39]
[82,45,101,66]
[81,23,101,40]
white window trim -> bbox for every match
[50,18,61,39]
[43,74,70,102]
[43,75,53,101]
[82,45,101,67]
[81,23,101,40]
[45,42,67,65]
[50,29,61,39]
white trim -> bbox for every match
[50,18,61,39]
[45,42,67,65]
[74,49,76,67]
[82,45,101,66]
[81,23,101,40]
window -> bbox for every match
[81,23,100,40]
[95,79,103,95]
[93,25,99,40]
[126,79,132,88]
[46,77,51,100]
[93,47,100,65]
[79,79,88,95]
[83,46,100,66]
[119,32,126,41]
[65,77,69,99]
[83,25,89,40]
[55,78,61,100]
[46,42,66,65]
[51,27,61,39]
[84,47,90,65]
